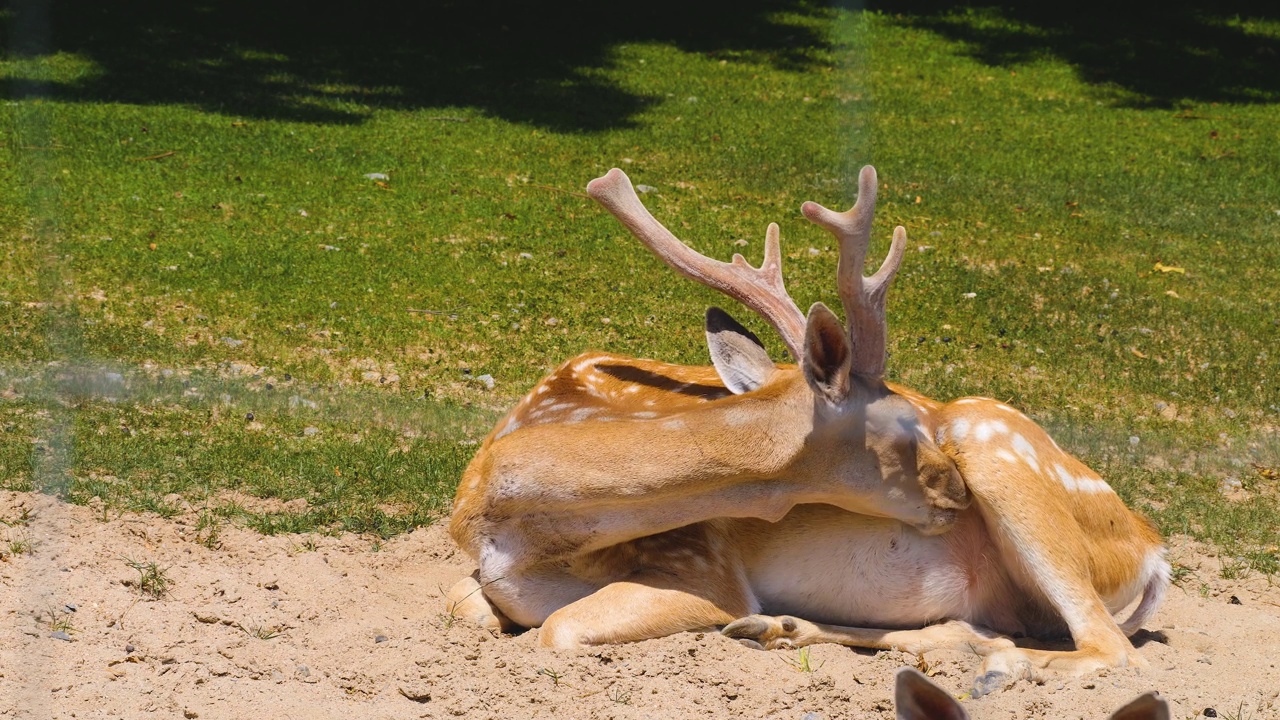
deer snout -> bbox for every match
[915,451,969,536]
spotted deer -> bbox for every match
[447,166,1170,696]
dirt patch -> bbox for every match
[1,491,1278,719]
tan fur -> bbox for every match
[445,166,1169,695]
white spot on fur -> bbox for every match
[662,419,687,431]
[493,419,521,440]
[995,449,1017,464]
[974,420,1009,442]
[536,384,550,395]
[632,411,657,419]
[951,418,971,442]
[955,398,981,405]
[1010,433,1039,471]
[644,399,656,407]
[1054,463,1112,494]
[624,385,641,394]
[547,402,575,412]
[568,407,599,423]
[571,356,604,374]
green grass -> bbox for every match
[123,556,173,599]
[1,2,1278,566]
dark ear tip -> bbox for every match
[705,306,765,350]
[705,306,732,330]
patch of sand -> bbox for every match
[1,491,1278,719]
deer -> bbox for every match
[446,165,1171,697]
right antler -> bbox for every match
[587,168,807,360]
[801,165,906,377]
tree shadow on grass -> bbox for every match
[870,0,1280,107]
[3,0,833,131]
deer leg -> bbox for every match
[931,402,1157,690]
[722,614,1015,656]
[539,572,750,648]
[721,615,1117,697]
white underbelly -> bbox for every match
[738,505,992,629]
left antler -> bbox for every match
[587,168,807,360]
[801,165,906,377]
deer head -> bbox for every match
[586,167,968,534]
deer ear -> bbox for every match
[802,303,854,406]
[895,668,969,720]
[706,307,774,395]
[1108,693,1170,720]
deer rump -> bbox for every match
[447,167,1170,699]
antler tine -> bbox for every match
[800,165,907,377]
[586,168,806,360]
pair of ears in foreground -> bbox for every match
[705,303,865,403]
[895,668,1169,720]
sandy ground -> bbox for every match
[2,490,1278,720]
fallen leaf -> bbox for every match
[1165,290,1180,298]
[1154,262,1186,274]
[1129,348,1148,359]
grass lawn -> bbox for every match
[2,2,1278,572]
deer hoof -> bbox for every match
[722,616,773,643]
[970,670,1012,698]
[722,614,802,649]
[735,638,765,651]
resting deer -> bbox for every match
[447,166,1170,696]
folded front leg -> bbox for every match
[540,572,751,648]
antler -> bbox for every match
[801,165,906,377]
[586,168,806,360]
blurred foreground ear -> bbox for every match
[1108,693,1170,720]
[705,307,774,395]
[801,302,854,406]
[895,668,968,720]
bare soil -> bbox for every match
[2,491,1278,719]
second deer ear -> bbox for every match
[706,307,775,394]
[1108,693,1170,720]
[802,302,854,406]
[895,668,969,720]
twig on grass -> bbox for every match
[528,183,590,200]
[131,150,178,162]
[407,308,464,315]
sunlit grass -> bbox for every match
[1,5,1277,561]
